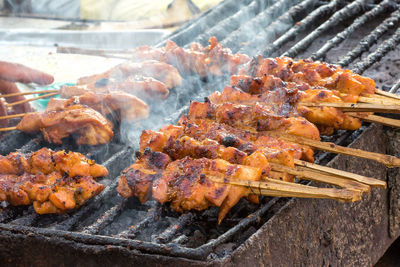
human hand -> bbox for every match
[0,61,54,114]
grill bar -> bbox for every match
[389,78,400,93]
[192,0,272,45]
[82,200,127,235]
[283,0,368,58]
[237,0,315,56]
[159,0,253,47]
[118,203,161,238]
[154,213,195,244]
[310,0,395,61]
[261,0,343,57]
[352,25,400,74]
[337,8,400,67]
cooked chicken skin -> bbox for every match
[117,152,262,224]
[228,75,362,132]
[0,148,107,214]
[188,101,320,141]
[77,60,182,90]
[251,56,376,100]
[17,103,114,145]
[51,91,150,122]
[132,37,250,77]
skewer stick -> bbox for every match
[1,89,59,98]
[294,159,386,188]
[266,132,400,168]
[269,162,370,193]
[375,89,400,100]
[298,102,400,114]
[346,112,400,128]
[356,96,400,105]
[0,112,36,120]
[0,126,17,132]
[208,176,362,202]
[364,93,400,103]
[5,92,59,107]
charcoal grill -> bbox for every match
[1,0,400,265]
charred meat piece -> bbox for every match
[0,148,107,214]
[17,103,114,145]
[188,101,320,141]
[250,56,376,101]
[117,153,262,224]
[211,85,361,132]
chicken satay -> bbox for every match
[133,37,250,77]
[0,147,108,177]
[17,104,114,145]
[117,152,262,223]
[0,172,104,214]
[52,90,150,122]
[63,75,169,101]
[176,117,315,163]
[251,56,376,100]
[77,60,182,89]
[0,148,107,214]
[188,101,320,141]
[210,85,362,132]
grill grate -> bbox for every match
[1,0,400,264]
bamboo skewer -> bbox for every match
[346,112,400,128]
[0,126,17,132]
[298,102,400,114]
[266,132,400,168]
[208,176,362,202]
[294,159,387,188]
[0,112,37,120]
[269,162,370,193]
[1,89,59,98]
[5,92,59,107]
[375,89,400,100]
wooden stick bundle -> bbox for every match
[208,176,362,202]
[299,102,400,114]
[266,132,400,168]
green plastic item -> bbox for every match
[31,82,75,111]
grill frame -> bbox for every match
[1,0,400,265]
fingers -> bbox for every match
[0,100,9,128]
[0,79,33,114]
[0,61,54,85]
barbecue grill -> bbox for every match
[1,0,400,265]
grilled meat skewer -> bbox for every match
[0,148,107,214]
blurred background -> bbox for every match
[0,0,222,92]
